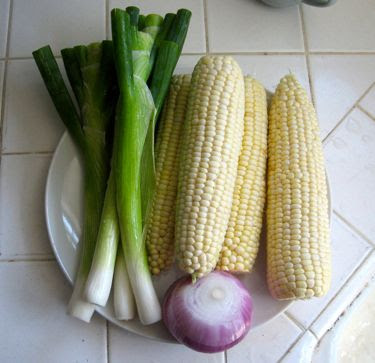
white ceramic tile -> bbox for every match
[3,60,65,153]
[108,0,206,53]
[233,55,310,95]
[0,0,10,57]
[287,215,371,328]
[176,55,310,96]
[227,314,302,363]
[303,0,375,52]
[331,277,375,363]
[108,323,225,363]
[0,261,106,363]
[174,54,201,74]
[0,154,52,257]
[312,277,375,363]
[281,330,317,363]
[311,328,337,363]
[324,108,375,243]
[206,0,303,52]
[9,0,105,57]
[311,250,375,339]
[309,55,375,139]
[359,85,375,119]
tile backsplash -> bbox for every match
[1,0,375,362]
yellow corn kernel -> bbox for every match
[146,74,191,275]
[217,76,267,272]
[176,55,245,280]
[267,74,331,300]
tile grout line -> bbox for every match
[301,249,375,334]
[284,249,374,360]
[313,274,375,344]
[284,311,307,332]
[0,0,13,257]
[277,328,305,363]
[299,4,316,107]
[275,313,305,363]
[4,53,375,62]
[0,256,56,263]
[308,329,319,341]
[323,81,375,144]
[310,51,375,55]
[0,0,13,156]
[2,5,374,361]
[286,209,375,335]
[357,104,375,123]
[333,210,375,248]
[278,327,319,363]
[286,247,373,335]
[2,150,53,156]
[202,0,210,54]
[0,55,62,61]
[0,52,310,60]
[277,335,304,363]
[105,0,110,40]
[0,64,6,160]
[206,51,306,56]
[106,320,110,363]
[0,3,372,361]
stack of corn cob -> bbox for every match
[146,55,331,300]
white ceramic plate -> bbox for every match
[45,131,332,343]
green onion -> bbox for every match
[111,8,160,325]
[32,46,84,147]
[33,6,191,325]
[138,14,146,30]
[141,9,191,226]
[113,247,136,320]
[142,13,163,39]
[126,6,140,26]
[84,168,119,306]
[111,7,191,325]
[84,6,164,311]
[33,41,117,322]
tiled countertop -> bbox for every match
[1,0,375,362]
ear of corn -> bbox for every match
[267,74,331,300]
[175,55,245,280]
[146,74,191,275]
[217,76,268,273]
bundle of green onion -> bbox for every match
[33,6,191,325]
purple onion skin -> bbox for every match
[162,271,253,353]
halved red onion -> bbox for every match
[162,271,253,353]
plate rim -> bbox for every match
[45,132,74,285]
[45,131,332,343]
